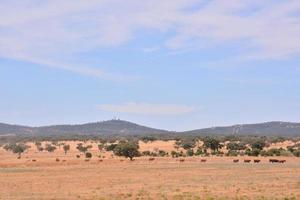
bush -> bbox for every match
[194,148,203,156]
[293,150,300,157]
[85,152,92,158]
[226,150,239,156]
[45,144,56,152]
[77,143,92,154]
[186,149,194,157]
[250,140,266,150]
[105,144,118,151]
[171,151,184,158]
[142,151,151,156]
[245,148,261,156]
[158,150,168,157]
[226,142,247,151]
[141,136,157,143]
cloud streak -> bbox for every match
[97,102,199,115]
[1,0,300,78]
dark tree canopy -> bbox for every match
[113,141,140,160]
[63,144,70,154]
[203,137,223,152]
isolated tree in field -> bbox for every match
[203,137,223,153]
[113,141,140,160]
[63,144,70,154]
[45,144,56,152]
[13,144,29,158]
[4,143,29,158]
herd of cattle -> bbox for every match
[174,158,287,163]
[234,159,286,163]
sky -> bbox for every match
[1,0,300,131]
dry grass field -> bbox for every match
[0,141,300,200]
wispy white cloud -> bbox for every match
[1,0,300,78]
[97,102,199,115]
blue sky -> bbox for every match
[1,0,300,131]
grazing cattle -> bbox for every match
[98,159,103,162]
[32,159,36,162]
[200,159,207,163]
[279,160,286,163]
[233,159,239,163]
[244,159,251,163]
[254,159,261,163]
[179,158,185,162]
[269,159,279,163]
[149,158,155,161]
[55,158,60,162]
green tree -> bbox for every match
[4,143,29,158]
[203,137,223,153]
[63,144,70,155]
[113,141,140,160]
[250,140,266,150]
[45,144,56,152]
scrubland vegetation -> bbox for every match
[1,135,300,199]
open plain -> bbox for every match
[0,141,300,200]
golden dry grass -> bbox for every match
[0,141,300,200]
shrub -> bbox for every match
[85,152,92,158]
[186,149,194,157]
[226,150,239,157]
[158,150,168,157]
[142,151,151,156]
[293,150,300,157]
[226,142,247,151]
[45,144,56,152]
[76,143,92,154]
[171,151,184,158]
[140,136,157,143]
[105,144,118,151]
[250,140,266,150]
[194,148,203,156]
[245,148,261,156]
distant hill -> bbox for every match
[184,121,300,136]
[0,120,169,136]
[1,120,300,137]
